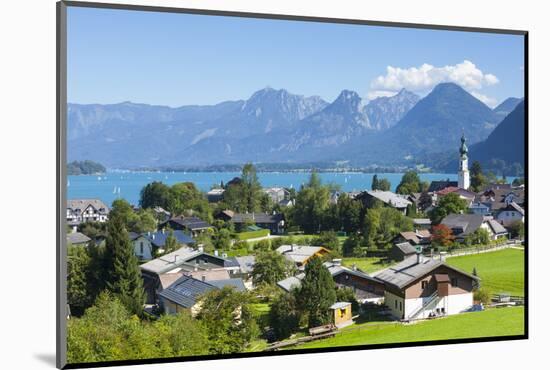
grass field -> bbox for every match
[342,257,392,274]
[295,307,524,349]
[446,248,524,296]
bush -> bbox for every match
[474,287,492,305]
[269,292,301,341]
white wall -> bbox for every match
[3,1,547,370]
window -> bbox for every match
[421,280,428,289]
[395,300,398,309]
[451,278,458,287]
[399,301,402,311]
[140,242,144,255]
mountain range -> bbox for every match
[67,83,524,173]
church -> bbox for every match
[458,134,470,190]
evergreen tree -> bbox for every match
[377,178,391,191]
[269,291,301,340]
[470,161,486,192]
[297,256,336,327]
[371,174,379,190]
[67,244,93,316]
[104,215,145,315]
[163,230,178,254]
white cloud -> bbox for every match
[470,91,498,108]
[369,60,499,104]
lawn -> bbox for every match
[342,257,392,274]
[446,248,524,296]
[294,307,524,349]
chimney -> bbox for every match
[416,246,423,264]
[332,258,342,266]
[291,244,295,252]
[201,275,206,282]
[174,255,179,263]
[214,250,219,257]
[352,264,357,271]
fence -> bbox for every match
[426,240,523,259]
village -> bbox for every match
[65,136,525,361]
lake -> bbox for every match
[67,171,516,206]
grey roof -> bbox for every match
[412,218,432,225]
[208,278,246,292]
[140,246,201,274]
[428,180,458,193]
[487,219,508,235]
[373,257,479,289]
[67,199,109,214]
[231,212,284,224]
[364,190,412,209]
[276,245,327,265]
[277,275,304,292]
[159,276,246,308]
[233,255,256,273]
[67,232,91,245]
[394,242,417,255]
[330,302,351,310]
[441,213,484,236]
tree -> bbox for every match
[336,194,362,233]
[297,256,336,327]
[111,199,157,233]
[163,230,178,254]
[212,228,232,251]
[342,233,363,257]
[251,250,294,286]
[508,220,525,239]
[292,171,330,233]
[467,228,490,246]
[431,224,455,249]
[377,178,391,191]
[363,207,412,250]
[169,182,211,221]
[406,202,417,218]
[335,287,359,312]
[512,178,525,187]
[241,163,262,213]
[103,216,145,315]
[196,287,259,354]
[269,292,301,340]
[139,181,172,210]
[429,192,468,224]
[371,174,379,190]
[418,192,433,212]
[470,161,487,192]
[311,231,340,253]
[396,171,422,195]
[67,244,94,316]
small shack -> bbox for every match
[330,302,353,328]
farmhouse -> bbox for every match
[389,241,418,262]
[130,230,195,261]
[373,255,479,320]
[140,246,240,303]
[393,230,431,246]
[495,202,524,226]
[440,213,508,241]
[67,199,109,225]
[222,211,285,234]
[158,275,246,316]
[263,187,289,204]
[356,190,411,214]
[159,216,213,237]
[276,245,331,267]
[277,260,385,302]
[66,231,92,246]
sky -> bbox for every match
[67,6,525,108]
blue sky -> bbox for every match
[67,6,524,108]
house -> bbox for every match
[131,230,195,261]
[159,216,213,237]
[495,202,524,227]
[412,218,432,230]
[373,255,479,320]
[356,190,411,214]
[276,245,331,267]
[156,268,231,303]
[477,188,525,213]
[434,187,476,206]
[67,231,92,246]
[263,187,289,204]
[469,201,491,216]
[223,212,285,234]
[393,230,431,246]
[277,260,385,302]
[158,275,246,316]
[140,246,240,303]
[67,199,109,225]
[440,213,508,241]
[389,242,418,262]
[428,180,458,193]
[227,255,256,280]
[152,206,171,222]
[330,302,353,328]
[278,199,294,208]
[207,188,225,203]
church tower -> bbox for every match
[458,133,470,190]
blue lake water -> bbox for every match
[67,171,516,206]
